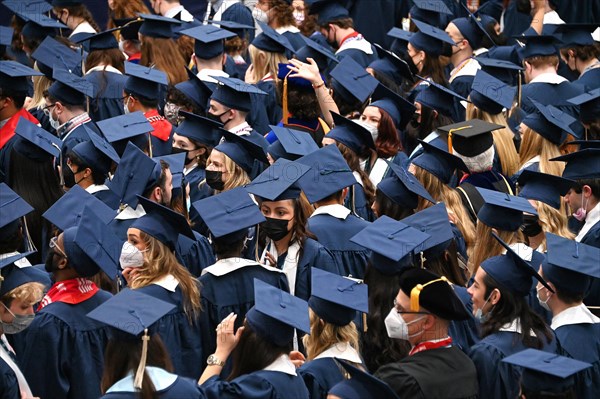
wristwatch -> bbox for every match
[207,354,225,367]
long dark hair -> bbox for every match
[336,142,376,209]
[404,104,454,154]
[421,241,468,287]
[374,189,414,221]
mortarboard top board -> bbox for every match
[267,125,319,161]
[48,67,95,105]
[0,26,13,47]
[387,27,414,45]
[70,130,120,175]
[502,349,592,394]
[137,13,182,39]
[377,161,434,209]
[0,60,43,94]
[215,130,269,174]
[13,117,62,162]
[131,196,194,250]
[294,35,339,72]
[565,140,600,150]
[349,215,430,275]
[192,187,265,239]
[295,144,357,203]
[411,140,469,184]
[329,56,379,105]
[370,43,416,85]
[73,28,120,51]
[30,36,82,79]
[517,170,574,210]
[96,111,154,157]
[329,359,400,399]
[414,77,468,118]
[410,0,452,29]
[476,187,537,231]
[3,0,52,14]
[174,110,222,148]
[113,17,143,41]
[516,33,558,61]
[400,203,455,258]
[551,148,600,181]
[308,0,350,25]
[174,68,214,110]
[0,252,33,271]
[42,185,117,232]
[246,158,310,201]
[409,19,455,56]
[522,98,576,145]
[208,20,255,39]
[251,21,295,54]
[450,15,486,49]
[438,118,503,157]
[327,111,376,153]
[210,75,266,113]
[246,278,310,346]
[567,87,600,124]
[469,69,516,115]
[180,24,236,59]
[277,62,316,88]
[553,23,597,48]
[475,55,522,86]
[153,152,186,188]
[369,82,416,130]
[124,62,168,101]
[0,183,34,236]
[542,233,600,295]
[51,0,83,6]
[13,11,66,40]
[399,267,471,320]
[0,254,40,297]
[309,267,368,326]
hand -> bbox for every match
[289,350,306,368]
[215,313,244,359]
[121,267,140,285]
[287,57,322,85]
[530,0,546,12]
[263,251,276,267]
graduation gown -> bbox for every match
[577,205,600,310]
[456,170,514,223]
[449,285,481,352]
[0,357,18,399]
[574,67,600,90]
[0,108,39,181]
[85,67,127,122]
[20,289,112,399]
[101,367,203,399]
[520,75,585,118]
[449,58,480,123]
[176,231,216,277]
[186,165,210,203]
[375,345,479,399]
[87,184,121,209]
[60,118,101,167]
[248,80,282,136]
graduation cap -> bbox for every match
[181,24,236,60]
[13,117,62,162]
[0,183,33,240]
[308,0,350,25]
[73,28,120,51]
[0,26,13,48]
[370,43,416,86]
[553,24,597,48]
[476,187,537,231]
[502,349,592,394]
[469,70,516,115]
[192,187,265,239]
[0,60,43,95]
[30,36,82,79]
[0,255,48,297]
[153,152,186,188]
[411,140,469,184]
[377,161,434,209]
[113,17,143,41]
[294,35,339,72]
[42,185,117,232]
[48,67,95,105]
[215,130,269,174]
[246,278,310,346]
[369,83,416,130]
[137,13,182,39]
[481,232,553,296]
[349,216,431,275]
[475,56,523,86]
[450,15,486,49]
[522,99,576,145]
[516,34,558,61]
[124,62,168,101]
[2,0,52,14]
[551,148,600,180]
[246,158,310,201]
[252,21,295,53]
[266,125,319,161]
[210,76,266,113]
[86,289,177,389]
[277,62,315,89]
[309,267,368,326]
[70,131,120,176]
[295,144,357,203]
[174,68,214,110]
[97,111,154,157]
[400,203,455,259]
[414,78,468,119]
[409,0,452,29]
[330,56,379,105]
[174,110,222,148]
[438,119,504,157]
[13,11,66,41]
[517,170,574,210]
[567,87,600,124]
[565,140,600,150]
[327,111,376,153]
[410,19,455,56]
[131,196,194,251]
[399,267,471,320]
[208,20,256,40]
[329,359,400,399]
[51,0,83,6]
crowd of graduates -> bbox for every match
[0,0,599,398]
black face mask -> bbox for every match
[262,217,291,242]
[45,251,61,273]
[205,170,225,191]
[172,147,197,163]
[208,109,230,125]
[62,166,76,188]
[521,214,543,237]
[400,51,419,77]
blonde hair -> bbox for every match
[201,150,251,193]
[469,223,520,275]
[466,102,519,177]
[247,44,287,84]
[534,200,575,251]
[29,63,52,110]
[519,125,564,177]
[1,282,45,307]
[130,232,202,319]
[302,308,360,361]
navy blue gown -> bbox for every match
[200,370,310,399]
[0,357,18,399]
[248,80,282,136]
[520,80,585,118]
[336,47,378,69]
[176,231,216,277]
[449,285,480,352]
[85,70,127,122]
[580,221,600,311]
[298,355,361,399]
[345,182,375,222]
[574,68,600,90]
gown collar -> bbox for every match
[262,354,297,376]
[551,303,600,330]
[314,343,362,363]
[310,204,351,220]
[106,366,178,393]
[201,257,283,277]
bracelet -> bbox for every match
[312,81,325,90]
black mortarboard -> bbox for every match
[438,119,503,157]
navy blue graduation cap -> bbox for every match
[349,215,430,275]
[210,76,266,113]
[246,278,310,346]
[215,130,268,174]
[153,152,186,188]
[43,185,117,231]
[138,13,182,39]
[30,37,82,79]
[387,27,414,43]
[124,62,168,101]
[475,56,523,86]
[369,83,416,130]
[181,24,236,59]
[329,360,400,399]
[0,60,42,95]
[0,183,33,240]
[309,267,368,326]
[14,11,66,41]
[451,15,486,49]
[97,111,154,157]
[553,24,597,48]
[377,161,434,209]
[565,140,600,150]
[13,117,62,162]
[517,34,558,60]
[309,0,350,25]
[295,144,356,203]
[542,233,600,296]
[410,0,452,29]
[0,256,45,297]
[400,203,455,259]
[51,0,83,6]
[330,56,379,105]
[266,125,319,161]
[327,111,375,153]
[113,17,143,41]
[3,0,52,14]
[48,67,95,105]
[131,196,194,250]
[517,170,574,210]
[502,349,591,394]
[174,111,222,148]
[175,68,214,110]
[552,148,600,180]
[370,43,416,85]
[252,22,295,54]
[71,131,120,176]
[192,187,265,239]
[246,158,310,201]
[476,187,537,231]
[438,119,503,157]
[73,28,119,51]
[277,62,315,88]
[294,35,339,72]
[411,140,469,184]
[470,69,516,115]
[415,78,468,119]
[208,20,255,40]
[0,26,13,48]
[522,99,576,145]
[568,87,600,124]
[410,19,455,56]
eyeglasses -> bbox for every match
[49,236,68,259]
[393,298,430,315]
[43,103,57,117]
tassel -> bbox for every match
[52,143,65,188]
[517,72,522,108]
[447,126,472,154]
[147,134,153,158]
[282,69,293,125]
[410,277,449,312]
[134,329,150,390]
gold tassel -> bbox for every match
[447,126,472,154]
[410,277,449,312]
[282,69,293,125]
[147,134,153,158]
[134,329,150,390]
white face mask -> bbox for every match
[253,7,270,24]
[536,285,552,311]
[119,241,146,269]
[384,308,426,340]
[293,11,305,25]
[118,40,126,53]
[355,119,379,142]
[474,294,493,323]
[48,110,61,130]
[123,96,131,115]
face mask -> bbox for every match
[253,7,270,24]
[118,39,126,53]
[119,241,146,269]
[48,111,61,130]
[355,119,379,142]
[474,294,493,323]
[400,51,420,76]
[123,96,131,115]
[62,166,76,188]
[293,11,305,25]
[536,286,552,311]
[205,170,225,191]
[262,217,292,241]
[208,109,230,125]
[521,214,542,237]
[384,308,426,340]
[164,102,182,125]
[573,193,588,222]
[44,251,60,273]
[0,304,35,335]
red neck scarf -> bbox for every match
[409,336,453,356]
[37,278,99,311]
[339,31,361,47]
[0,109,39,149]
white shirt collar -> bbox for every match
[551,303,600,330]
[262,354,297,376]
[520,155,541,170]
[106,367,178,393]
[85,65,122,75]
[115,204,146,220]
[310,204,351,220]
[228,121,252,135]
[85,184,109,194]
[198,69,229,83]
[543,11,565,25]
[69,21,96,37]
[498,318,537,336]
[530,72,568,85]
[275,26,300,34]
[183,164,198,175]
[576,202,600,242]
[314,343,362,363]
[151,273,179,292]
[202,257,282,276]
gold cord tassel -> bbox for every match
[134,329,150,390]
[282,69,293,125]
[410,277,449,312]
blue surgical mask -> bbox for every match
[474,294,494,323]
